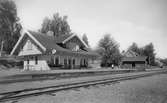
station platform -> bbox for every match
[0,69,166,94]
[0,68,138,84]
[0,68,162,78]
[0,68,164,84]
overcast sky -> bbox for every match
[14,0,167,58]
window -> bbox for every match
[84,59,86,65]
[75,45,79,51]
[27,40,32,50]
[72,45,79,51]
[35,56,38,65]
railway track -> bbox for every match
[0,70,166,102]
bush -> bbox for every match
[0,57,23,69]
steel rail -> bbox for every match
[0,70,166,102]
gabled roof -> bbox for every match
[10,30,46,55]
[123,50,139,57]
[36,32,88,48]
[11,30,97,58]
[60,33,88,48]
[122,56,147,62]
[29,31,89,53]
[29,31,69,52]
[54,34,73,43]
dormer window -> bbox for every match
[76,45,79,51]
[72,45,79,51]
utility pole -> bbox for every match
[0,41,4,57]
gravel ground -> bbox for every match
[6,73,167,103]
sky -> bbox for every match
[14,0,167,58]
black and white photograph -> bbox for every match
[0,0,167,103]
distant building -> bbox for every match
[10,30,98,70]
[121,50,148,69]
[122,50,139,57]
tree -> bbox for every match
[128,42,142,55]
[160,58,167,66]
[40,13,71,37]
[96,34,121,67]
[143,43,156,65]
[41,17,51,34]
[0,0,21,54]
[82,34,89,46]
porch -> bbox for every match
[47,55,90,69]
[21,54,95,70]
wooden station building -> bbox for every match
[10,30,97,70]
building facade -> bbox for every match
[11,30,97,70]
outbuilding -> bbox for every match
[121,56,148,69]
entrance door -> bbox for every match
[132,62,136,68]
[55,57,59,66]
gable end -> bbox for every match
[10,30,46,55]
[62,34,88,48]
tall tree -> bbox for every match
[82,34,89,46]
[96,34,121,67]
[40,13,71,37]
[143,43,156,65]
[128,42,141,55]
[0,0,21,54]
[41,17,51,33]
